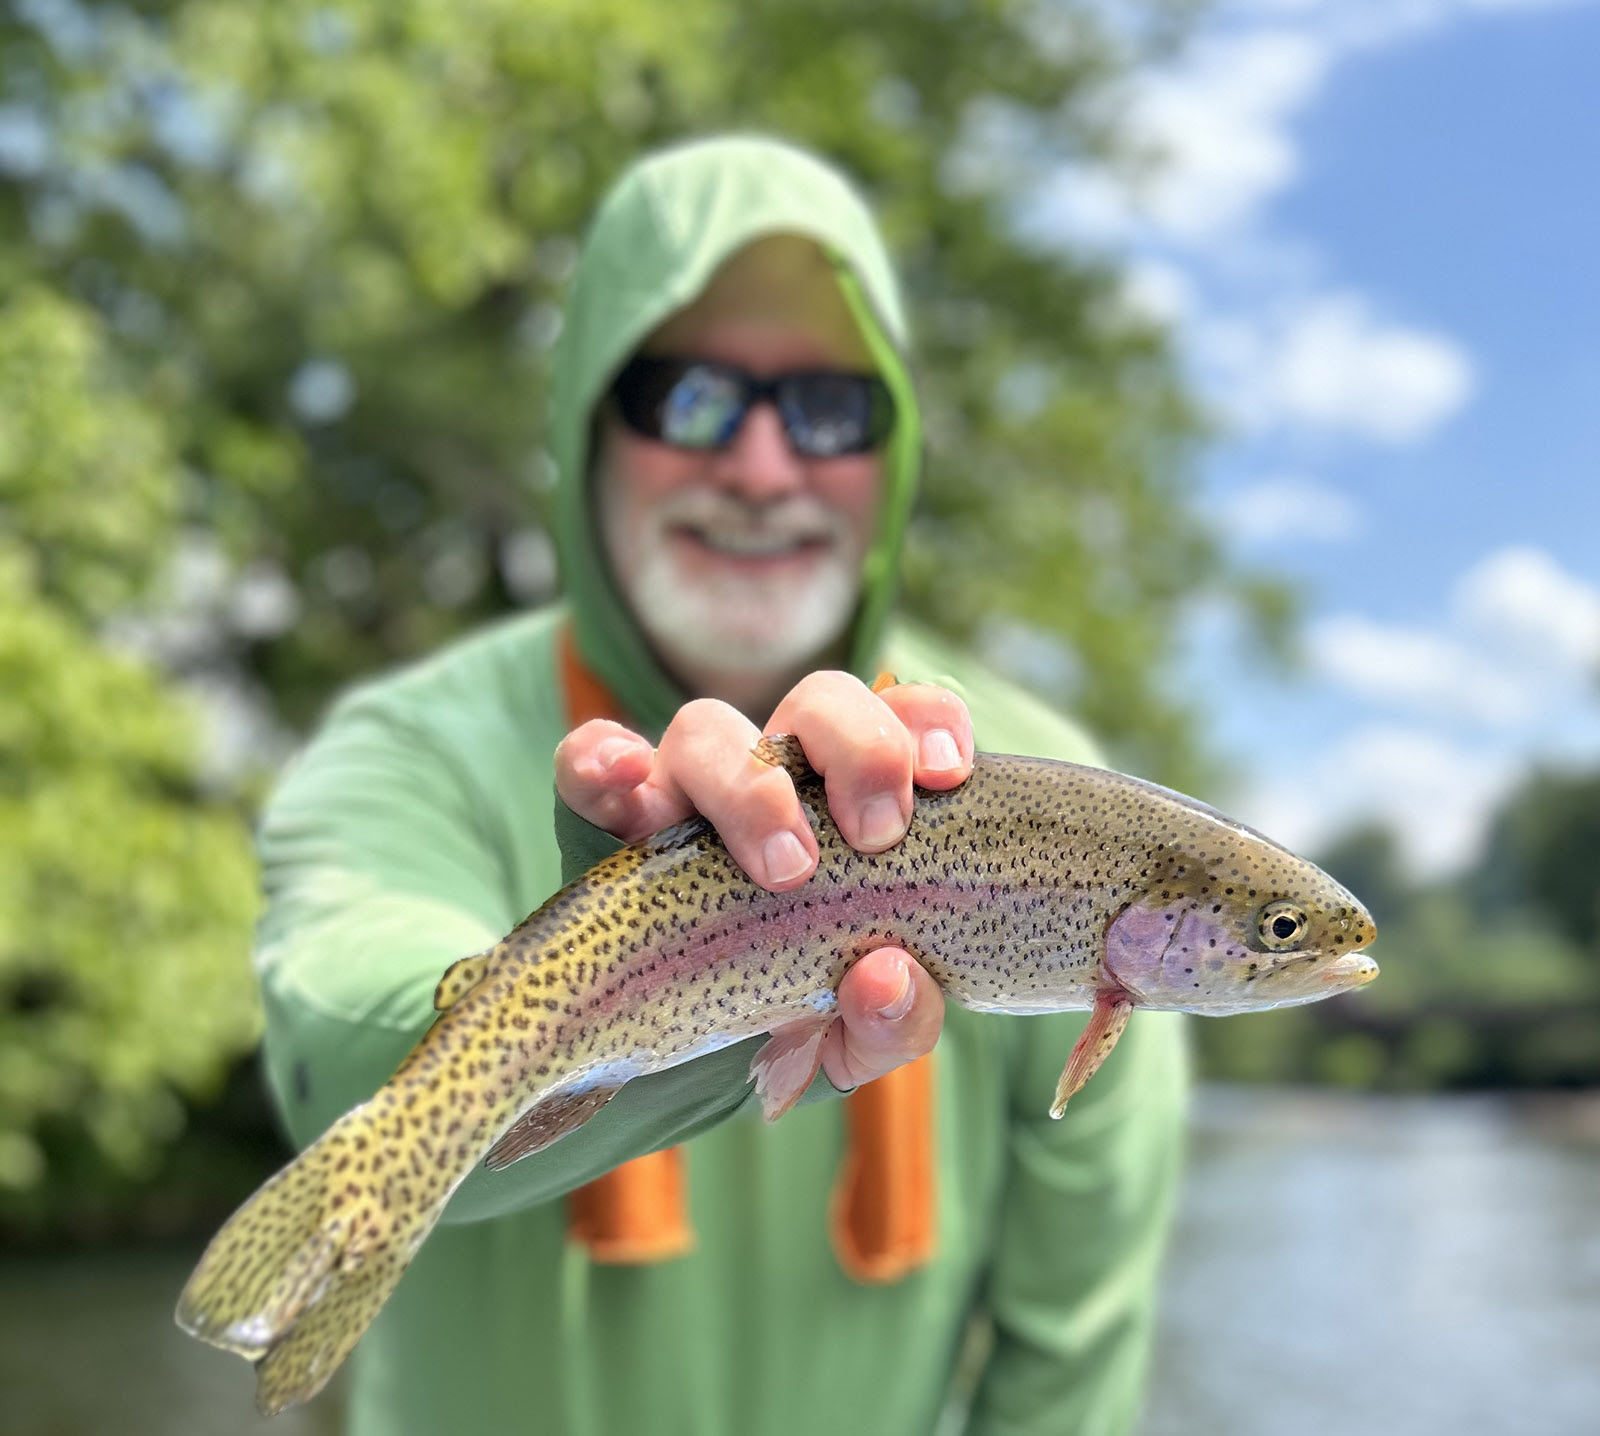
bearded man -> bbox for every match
[255,135,1188,1436]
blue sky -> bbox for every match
[1037,0,1600,873]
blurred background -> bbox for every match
[2,0,1596,1432]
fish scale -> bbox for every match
[177,740,1376,1416]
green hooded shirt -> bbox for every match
[254,135,1188,1436]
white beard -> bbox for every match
[604,488,866,677]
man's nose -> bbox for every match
[711,401,806,498]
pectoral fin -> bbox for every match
[483,1086,620,1170]
[750,1015,835,1122]
[1051,989,1134,1118]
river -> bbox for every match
[1142,1087,1600,1436]
[3,1087,1597,1435]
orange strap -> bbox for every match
[559,627,935,1279]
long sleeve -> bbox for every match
[253,683,768,1226]
[963,1009,1190,1436]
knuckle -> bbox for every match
[666,727,799,836]
[671,696,742,738]
[792,668,857,700]
[661,699,745,765]
[887,682,970,729]
[554,721,598,765]
[783,669,864,723]
[741,763,802,827]
[848,721,915,788]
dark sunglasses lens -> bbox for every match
[659,366,745,447]
[779,374,893,456]
[614,361,745,449]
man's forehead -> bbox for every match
[642,234,873,368]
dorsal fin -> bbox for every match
[753,733,819,786]
[432,950,493,1011]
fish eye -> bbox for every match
[1256,902,1308,951]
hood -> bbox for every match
[549,134,923,735]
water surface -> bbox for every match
[2,1088,1595,1435]
[1143,1087,1600,1436]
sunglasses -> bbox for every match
[610,356,894,458]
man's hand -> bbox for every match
[554,671,974,1090]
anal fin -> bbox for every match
[434,950,494,1011]
[750,1015,834,1122]
[1051,989,1134,1118]
[483,1086,619,1170]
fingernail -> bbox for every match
[859,793,906,850]
[876,961,915,1021]
[594,736,636,772]
[920,728,961,773]
[762,830,812,886]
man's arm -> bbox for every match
[963,1010,1189,1436]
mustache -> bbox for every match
[646,488,855,544]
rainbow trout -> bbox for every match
[177,739,1377,1414]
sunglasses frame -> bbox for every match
[610,356,895,458]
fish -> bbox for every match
[175,737,1377,1414]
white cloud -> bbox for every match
[1031,30,1328,247]
[1308,613,1530,724]
[1249,544,1600,872]
[1221,475,1362,544]
[1201,293,1476,443]
[1453,546,1600,671]
[1242,724,1520,876]
[1268,295,1475,442]
[1124,31,1330,242]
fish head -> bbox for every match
[1099,825,1378,1016]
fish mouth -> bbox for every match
[1318,952,1379,990]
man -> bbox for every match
[255,135,1187,1436]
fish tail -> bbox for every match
[175,1102,446,1415]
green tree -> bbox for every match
[0,286,259,1192]
[1477,767,1600,951]
[1313,822,1411,929]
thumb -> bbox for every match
[824,948,944,1090]
[554,720,666,840]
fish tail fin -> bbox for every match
[175,1103,442,1415]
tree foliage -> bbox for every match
[1477,767,1600,951]
[0,284,259,1191]
[1199,771,1600,1093]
